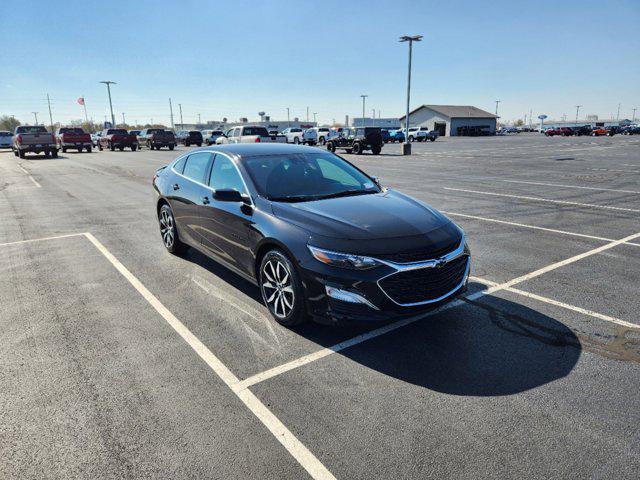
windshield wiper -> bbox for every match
[268,195,317,203]
[312,189,377,201]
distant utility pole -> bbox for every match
[529,109,533,128]
[198,113,201,124]
[286,107,290,127]
[617,103,621,121]
[178,104,183,129]
[575,105,582,126]
[313,112,317,124]
[632,108,637,122]
[46,93,54,131]
[495,100,501,117]
[32,112,39,124]
[306,106,309,122]
[399,34,422,155]
[169,98,175,129]
[100,81,116,127]
[360,95,368,127]
[122,112,126,125]
[372,109,375,125]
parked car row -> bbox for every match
[542,125,628,137]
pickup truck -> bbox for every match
[98,128,139,151]
[12,125,58,158]
[56,127,92,153]
[302,127,331,145]
[138,128,176,150]
[281,127,305,144]
[407,127,437,142]
[216,126,287,144]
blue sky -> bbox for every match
[1,0,639,125]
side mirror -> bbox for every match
[214,189,250,204]
[371,176,381,187]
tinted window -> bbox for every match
[107,129,128,135]
[182,152,211,183]
[173,156,187,174]
[243,127,268,136]
[0,132,13,137]
[60,128,85,134]
[209,155,246,193]
[243,152,378,201]
[291,128,302,132]
[16,126,48,134]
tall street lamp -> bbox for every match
[575,105,582,126]
[495,100,501,117]
[286,107,290,127]
[100,81,116,127]
[360,95,368,127]
[399,35,422,155]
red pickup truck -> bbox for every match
[98,128,139,151]
[56,127,93,153]
[545,127,573,137]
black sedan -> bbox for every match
[153,144,470,326]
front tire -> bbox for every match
[326,141,336,153]
[259,250,307,326]
[159,204,187,254]
[408,136,414,142]
[294,137,300,144]
[352,142,362,155]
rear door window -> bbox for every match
[182,152,212,183]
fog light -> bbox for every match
[325,286,378,310]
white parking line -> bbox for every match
[441,211,640,247]
[235,229,640,390]
[444,187,640,213]
[18,164,41,188]
[484,230,640,292]
[83,233,335,480]
[0,232,85,247]
[470,277,638,329]
[502,179,640,195]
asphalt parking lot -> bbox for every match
[1,134,639,479]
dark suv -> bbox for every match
[176,130,203,147]
[326,127,383,155]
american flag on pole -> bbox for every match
[77,97,85,105]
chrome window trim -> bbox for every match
[170,149,255,207]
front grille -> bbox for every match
[379,255,468,305]
[374,239,460,264]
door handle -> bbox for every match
[173,183,180,190]
[202,196,210,205]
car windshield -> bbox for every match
[0,132,12,137]
[244,127,269,136]
[243,152,380,202]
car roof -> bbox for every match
[190,143,326,158]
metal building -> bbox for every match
[399,105,497,136]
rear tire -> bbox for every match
[87,147,92,153]
[259,250,307,326]
[371,145,381,155]
[51,149,58,158]
[131,145,137,151]
[408,136,414,142]
[326,142,336,152]
[294,137,300,144]
[318,136,325,145]
[18,150,25,159]
[62,147,67,153]
[430,137,436,142]
[169,145,174,151]
[118,146,124,151]
[197,143,202,147]
[159,204,188,254]
[109,143,115,151]
[98,143,103,151]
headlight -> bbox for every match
[307,245,382,270]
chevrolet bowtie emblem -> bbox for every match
[434,258,447,268]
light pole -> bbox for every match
[399,34,422,155]
[197,113,201,125]
[100,81,116,127]
[372,108,376,125]
[360,94,368,127]
[178,104,183,129]
[313,112,317,124]
[632,108,637,122]
[286,107,290,127]
[617,103,621,122]
[122,112,126,126]
[32,112,39,124]
[495,100,501,117]
[575,105,582,126]
[306,106,309,122]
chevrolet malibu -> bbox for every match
[152,144,470,326]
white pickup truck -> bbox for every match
[216,126,287,144]
[12,125,59,158]
[281,127,305,144]
[302,127,331,145]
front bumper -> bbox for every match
[298,249,471,325]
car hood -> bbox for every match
[271,189,452,240]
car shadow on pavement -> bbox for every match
[182,250,581,396]
[337,291,582,396]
